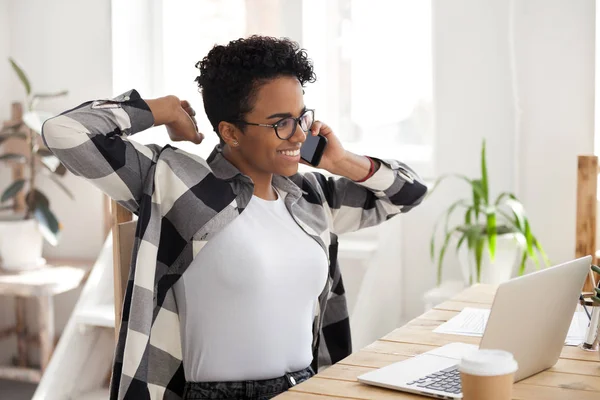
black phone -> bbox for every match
[301,134,328,166]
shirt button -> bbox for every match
[289,376,296,385]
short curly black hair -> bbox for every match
[195,35,316,140]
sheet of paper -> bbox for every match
[433,307,490,337]
[433,307,589,346]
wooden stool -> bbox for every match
[0,260,88,383]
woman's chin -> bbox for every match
[275,164,299,177]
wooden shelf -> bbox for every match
[76,304,115,328]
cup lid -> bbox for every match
[459,349,518,376]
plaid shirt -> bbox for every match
[42,89,427,400]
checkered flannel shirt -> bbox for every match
[41,89,427,399]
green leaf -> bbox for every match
[475,235,485,283]
[26,189,49,209]
[430,199,470,261]
[504,198,526,232]
[444,199,470,233]
[495,191,517,206]
[480,139,489,204]
[486,208,497,261]
[0,153,26,163]
[33,203,60,246]
[465,207,473,225]
[455,231,468,252]
[533,237,550,267]
[8,58,31,95]
[518,250,528,275]
[591,265,600,275]
[460,225,485,284]
[1,179,25,202]
[592,296,600,305]
[472,180,482,221]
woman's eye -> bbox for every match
[278,119,292,128]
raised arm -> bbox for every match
[301,121,427,234]
[41,90,202,214]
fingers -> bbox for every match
[311,121,322,136]
[193,131,204,145]
[311,121,332,137]
[180,100,196,117]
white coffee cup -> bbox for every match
[459,349,518,400]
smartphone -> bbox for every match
[301,134,328,166]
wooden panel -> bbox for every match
[290,377,425,399]
[275,391,350,400]
[110,200,134,341]
[576,155,599,292]
[15,297,27,367]
[38,295,54,372]
[103,194,112,240]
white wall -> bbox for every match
[0,0,112,365]
[401,0,595,320]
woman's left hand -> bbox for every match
[304,120,347,172]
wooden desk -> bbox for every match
[279,284,600,399]
[0,259,91,383]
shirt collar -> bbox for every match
[206,144,303,199]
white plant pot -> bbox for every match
[456,233,523,285]
[0,216,45,271]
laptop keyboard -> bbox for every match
[407,365,462,394]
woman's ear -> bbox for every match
[219,121,241,148]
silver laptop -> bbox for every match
[357,256,592,399]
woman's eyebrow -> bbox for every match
[267,106,307,119]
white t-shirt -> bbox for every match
[173,189,329,382]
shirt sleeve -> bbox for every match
[41,89,159,214]
[304,158,428,235]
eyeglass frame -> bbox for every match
[234,109,315,140]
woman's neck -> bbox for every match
[222,146,277,201]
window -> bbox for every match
[112,0,433,176]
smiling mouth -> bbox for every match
[277,149,300,157]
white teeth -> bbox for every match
[279,149,300,156]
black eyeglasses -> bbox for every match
[237,109,315,140]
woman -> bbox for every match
[42,36,427,400]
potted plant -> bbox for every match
[429,139,550,286]
[0,57,71,270]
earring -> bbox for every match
[232,141,239,147]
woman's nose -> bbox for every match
[289,121,307,143]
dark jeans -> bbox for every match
[182,366,315,400]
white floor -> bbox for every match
[0,379,36,400]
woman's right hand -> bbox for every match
[146,96,204,144]
[166,99,204,144]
